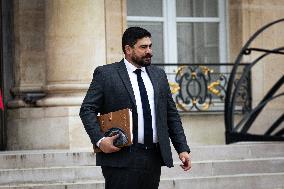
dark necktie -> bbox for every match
[134,69,153,145]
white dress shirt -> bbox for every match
[96,59,158,147]
[124,58,158,144]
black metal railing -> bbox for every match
[154,63,252,113]
[225,18,284,144]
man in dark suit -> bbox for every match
[80,27,191,189]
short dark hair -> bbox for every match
[122,27,151,54]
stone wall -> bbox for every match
[6,0,284,150]
[7,0,126,150]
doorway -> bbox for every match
[0,0,7,150]
[0,0,14,150]
[0,0,5,150]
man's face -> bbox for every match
[128,37,153,67]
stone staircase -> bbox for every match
[0,143,284,189]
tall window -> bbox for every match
[127,0,227,64]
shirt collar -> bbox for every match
[124,58,146,73]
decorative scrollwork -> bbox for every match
[224,18,284,144]
[169,65,234,112]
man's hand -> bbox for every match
[179,152,192,171]
[99,135,121,153]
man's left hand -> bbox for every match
[179,152,191,171]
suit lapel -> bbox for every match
[117,60,137,109]
[146,66,160,111]
[116,60,160,112]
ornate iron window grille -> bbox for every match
[154,63,252,113]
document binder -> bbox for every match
[94,108,133,152]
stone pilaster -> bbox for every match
[8,0,46,108]
[7,0,121,150]
[37,0,106,107]
[105,0,126,64]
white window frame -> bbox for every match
[127,0,228,64]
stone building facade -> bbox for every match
[0,0,283,150]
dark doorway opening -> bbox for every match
[0,0,6,150]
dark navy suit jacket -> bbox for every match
[79,59,190,168]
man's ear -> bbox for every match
[125,45,132,55]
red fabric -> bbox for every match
[0,90,4,111]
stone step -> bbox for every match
[1,142,284,169]
[0,150,96,169]
[185,142,284,161]
[1,157,284,185]
[159,172,284,189]
[162,157,284,179]
[0,173,283,189]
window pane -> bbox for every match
[177,22,219,63]
[128,22,164,63]
[176,0,218,17]
[127,0,163,17]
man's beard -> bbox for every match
[131,53,153,67]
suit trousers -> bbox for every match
[101,145,163,189]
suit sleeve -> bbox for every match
[79,66,105,145]
[163,71,191,154]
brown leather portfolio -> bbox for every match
[93,108,133,153]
